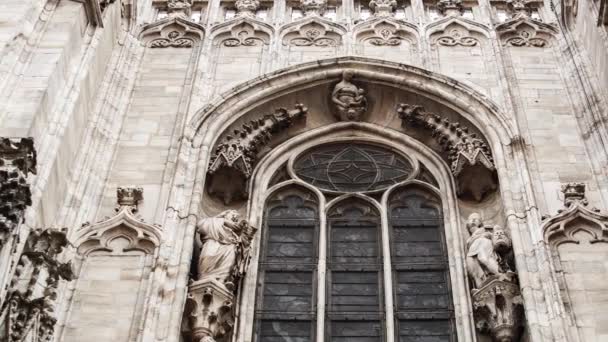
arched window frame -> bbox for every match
[236,123,476,342]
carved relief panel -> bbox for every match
[354,18,419,65]
[280,18,345,65]
[428,20,500,99]
[208,20,272,97]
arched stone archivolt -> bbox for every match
[166,56,567,342]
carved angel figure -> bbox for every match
[196,210,257,291]
[465,213,512,289]
[331,70,368,121]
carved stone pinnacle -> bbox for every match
[116,186,143,212]
[561,182,588,208]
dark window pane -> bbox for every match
[266,224,315,263]
[259,320,312,342]
[330,271,380,313]
[398,320,451,342]
[330,320,383,342]
[262,271,313,313]
[331,225,378,264]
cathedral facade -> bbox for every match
[1,0,607,341]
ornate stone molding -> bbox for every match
[75,187,161,255]
[369,0,397,17]
[465,214,524,342]
[281,17,346,47]
[300,0,327,16]
[0,228,73,342]
[496,15,557,47]
[354,18,417,47]
[207,104,307,204]
[435,26,479,46]
[212,20,272,47]
[0,138,37,247]
[235,0,260,17]
[397,104,497,201]
[167,0,192,18]
[437,0,463,16]
[140,16,205,48]
[542,183,608,247]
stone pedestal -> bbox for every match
[472,278,523,342]
[184,279,235,342]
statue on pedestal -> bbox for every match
[184,211,257,342]
[465,213,523,342]
[331,70,368,121]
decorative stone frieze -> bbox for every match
[369,0,398,17]
[436,27,478,46]
[140,16,205,48]
[216,21,271,47]
[0,228,73,342]
[397,104,496,201]
[235,0,260,17]
[437,0,463,17]
[331,70,368,121]
[0,138,37,247]
[542,183,608,246]
[184,210,257,342]
[465,213,524,342]
[207,105,307,204]
[496,11,556,47]
[300,0,327,16]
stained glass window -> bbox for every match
[294,144,413,193]
[389,187,454,342]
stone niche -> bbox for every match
[203,75,499,210]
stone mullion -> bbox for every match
[316,202,327,342]
[207,0,224,24]
[380,203,396,342]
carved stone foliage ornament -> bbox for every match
[219,22,270,47]
[286,22,341,47]
[542,183,608,246]
[397,104,497,201]
[0,228,73,342]
[167,0,192,18]
[150,30,195,48]
[207,104,307,204]
[465,214,524,342]
[0,138,37,247]
[436,28,478,46]
[184,211,257,342]
[331,70,368,121]
[496,15,556,48]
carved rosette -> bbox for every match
[0,228,73,342]
[207,104,307,204]
[472,279,524,342]
[235,0,260,17]
[300,0,327,16]
[397,104,496,201]
[0,138,37,247]
[184,280,234,342]
[369,0,397,17]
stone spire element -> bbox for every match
[437,0,463,16]
[300,0,327,16]
[235,0,260,17]
[0,228,73,342]
[207,104,307,204]
[167,0,192,18]
[0,138,37,247]
[369,0,398,17]
[397,104,497,201]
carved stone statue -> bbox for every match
[465,213,523,342]
[185,211,257,342]
[466,213,509,288]
[196,210,256,290]
[331,70,368,121]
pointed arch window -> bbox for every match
[254,142,456,342]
